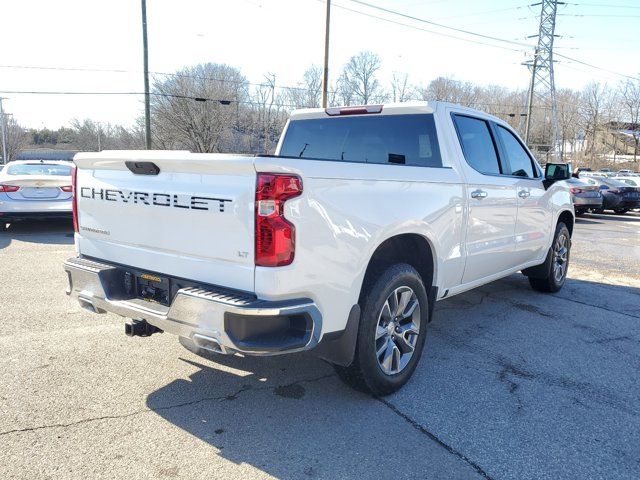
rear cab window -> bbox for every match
[279,114,443,168]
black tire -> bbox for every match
[592,208,604,214]
[529,222,571,293]
[333,263,429,396]
[614,209,628,215]
[575,209,585,217]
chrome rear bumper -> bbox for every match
[64,257,322,356]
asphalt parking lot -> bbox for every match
[1,213,639,480]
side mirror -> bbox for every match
[545,163,571,181]
[543,163,571,190]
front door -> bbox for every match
[451,113,519,284]
[493,124,553,265]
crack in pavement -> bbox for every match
[376,397,493,480]
[0,373,335,437]
[3,367,494,479]
[551,294,640,320]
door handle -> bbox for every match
[518,190,530,198]
[470,189,488,199]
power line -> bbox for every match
[433,4,530,21]
[346,0,534,48]
[558,13,640,17]
[0,90,305,109]
[554,52,639,81]
[0,64,319,93]
[0,89,556,112]
[567,2,640,8]
[318,0,531,53]
[337,0,638,82]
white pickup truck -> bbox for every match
[64,102,573,395]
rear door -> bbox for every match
[493,124,552,265]
[451,113,519,284]
[74,152,257,292]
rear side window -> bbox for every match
[6,164,71,176]
[279,114,442,168]
[496,126,536,178]
[452,115,501,175]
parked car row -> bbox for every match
[0,160,74,223]
[570,174,640,215]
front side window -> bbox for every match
[453,115,501,175]
[279,114,443,168]
[496,126,536,178]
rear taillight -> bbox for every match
[71,166,78,232]
[61,185,73,192]
[255,173,302,267]
[569,187,583,194]
[0,184,19,192]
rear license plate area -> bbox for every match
[130,271,171,305]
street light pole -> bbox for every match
[0,97,8,164]
[141,0,152,149]
[321,0,331,108]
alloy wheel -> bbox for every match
[375,286,421,375]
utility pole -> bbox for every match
[321,0,331,108]
[0,97,8,164]
[524,48,539,145]
[523,0,563,159]
[141,0,152,149]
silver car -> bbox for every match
[0,160,73,222]
[567,177,602,216]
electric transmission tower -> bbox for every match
[524,0,563,159]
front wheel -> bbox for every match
[529,222,571,293]
[614,208,628,215]
[333,263,429,396]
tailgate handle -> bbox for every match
[125,161,160,175]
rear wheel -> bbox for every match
[529,222,571,293]
[614,208,628,215]
[333,263,429,396]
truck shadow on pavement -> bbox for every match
[145,273,640,480]
[0,219,74,249]
[145,351,480,479]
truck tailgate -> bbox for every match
[74,151,256,292]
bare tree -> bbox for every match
[250,74,289,153]
[390,72,411,102]
[4,117,29,162]
[580,82,609,162]
[417,77,477,106]
[556,89,582,158]
[619,79,640,162]
[151,63,249,152]
[286,66,323,109]
[339,51,387,105]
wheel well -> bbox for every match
[359,234,434,303]
[558,210,574,237]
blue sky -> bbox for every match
[0,0,638,128]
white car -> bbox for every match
[0,160,73,223]
[617,176,640,187]
[64,101,573,395]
